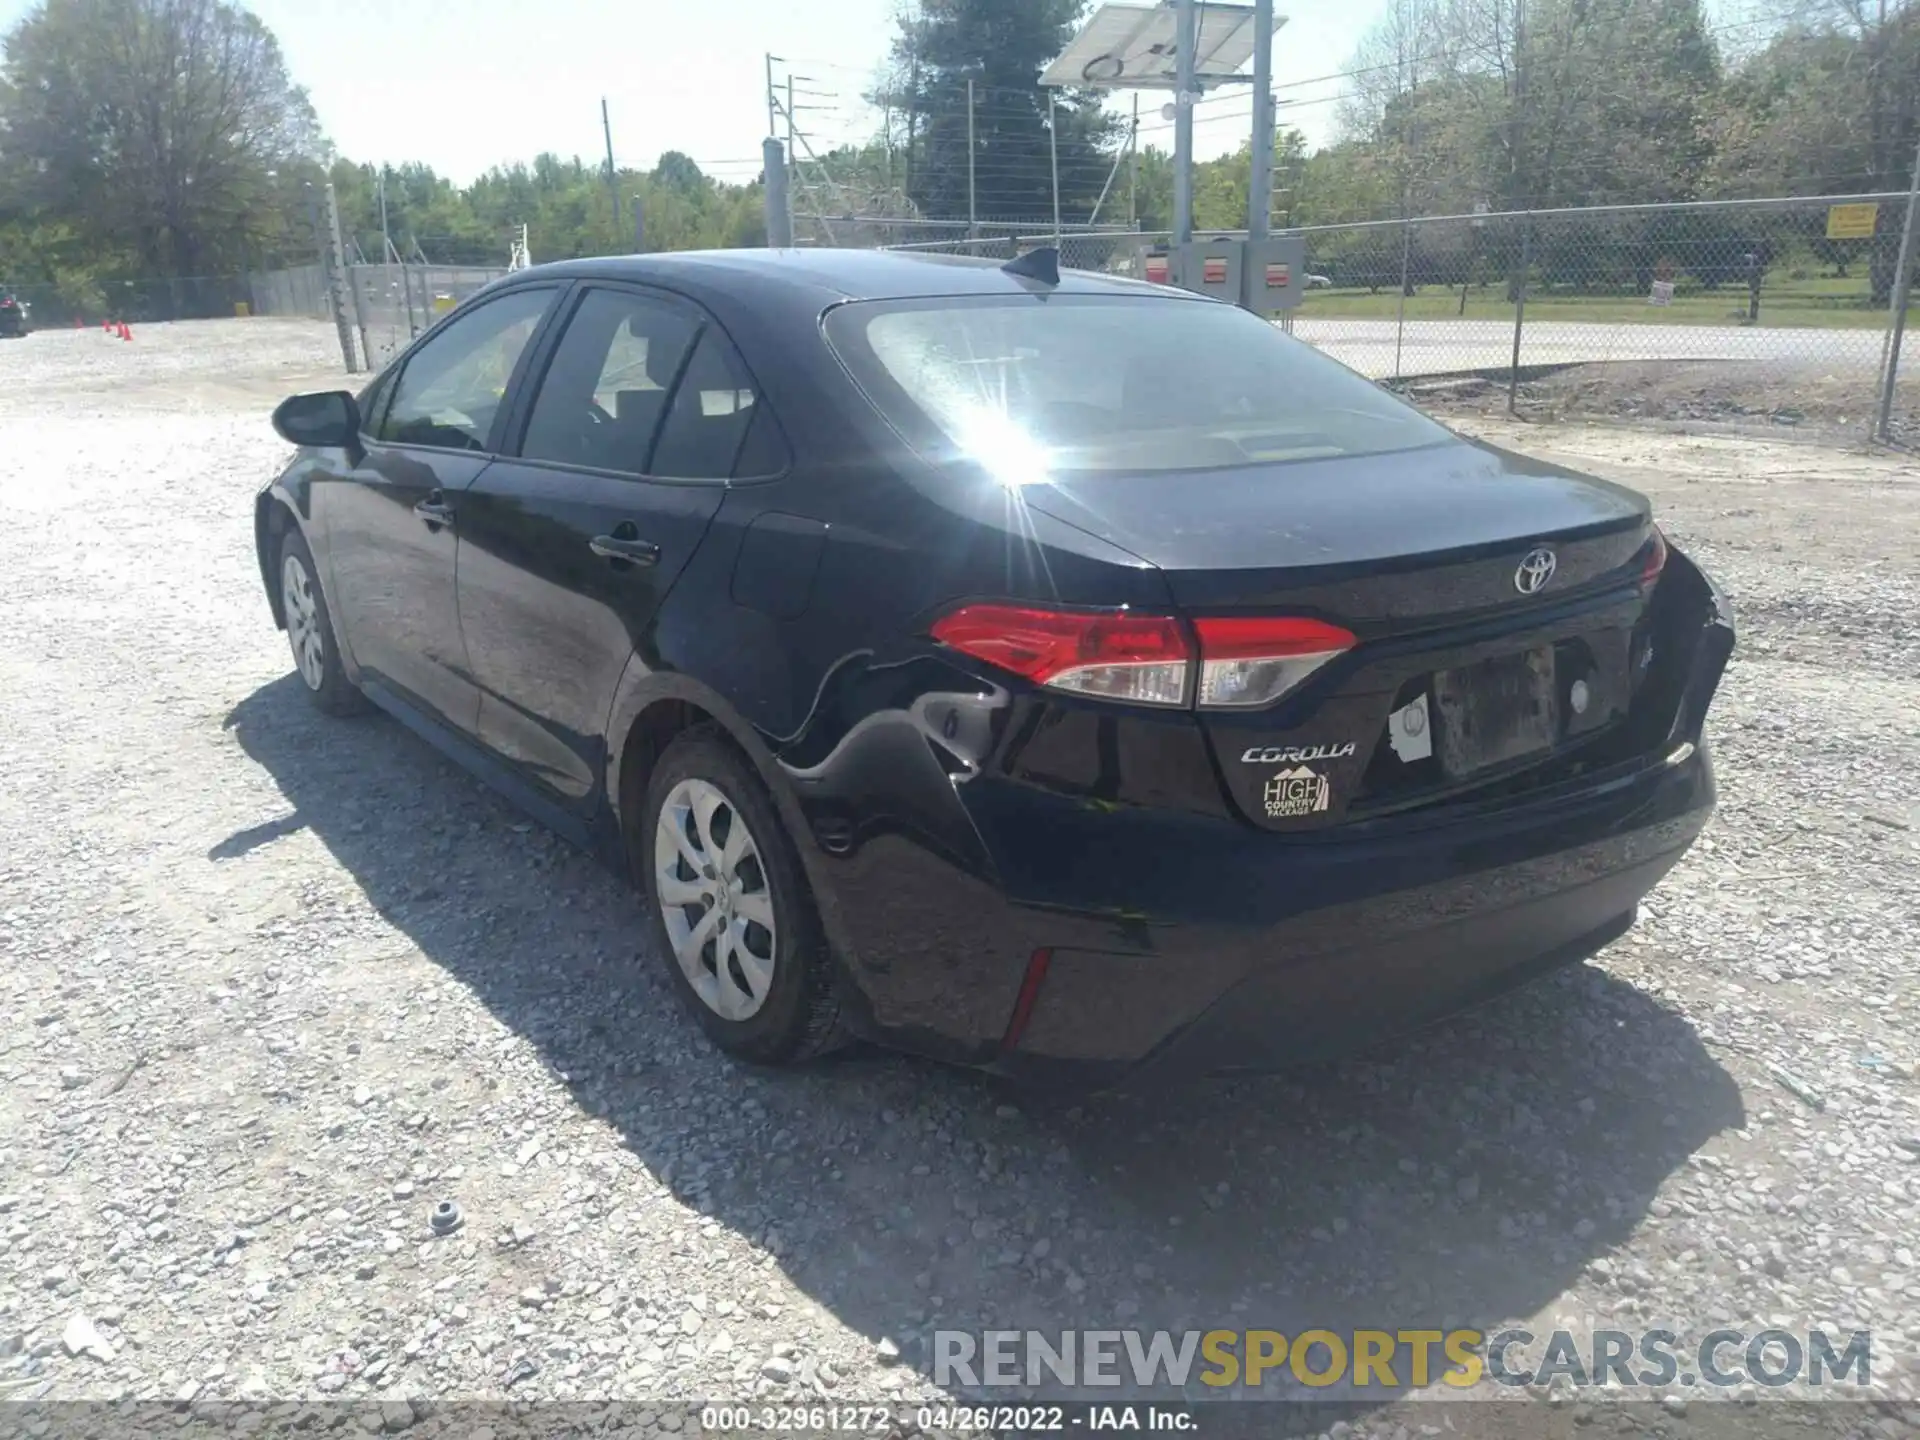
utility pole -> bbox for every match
[601,98,620,251]
[1249,0,1275,240]
[1172,0,1197,250]
[1048,91,1061,246]
[765,53,780,138]
[1510,0,1528,212]
[905,57,919,200]
[967,78,977,238]
[1129,94,1139,227]
[319,182,360,373]
[1875,127,1920,442]
[377,168,394,263]
[763,138,793,247]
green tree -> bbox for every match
[0,0,323,306]
[883,0,1123,223]
[1712,1,1918,301]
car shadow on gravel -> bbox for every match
[224,675,1745,1420]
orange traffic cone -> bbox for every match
[119,322,132,341]
[103,320,112,332]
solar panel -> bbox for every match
[1041,3,1286,91]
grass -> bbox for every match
[1299,271,1900,330]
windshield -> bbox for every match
[823,293,1450,479]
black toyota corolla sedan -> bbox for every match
[256,247,1733,1084]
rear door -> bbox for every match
[323,284,558,733]
[454,283,777,808]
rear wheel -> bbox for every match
[640,729,843,1064]
[278,528,367,717]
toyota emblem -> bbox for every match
[1514,547,1558,594]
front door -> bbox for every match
[324,285,557,733]
[455,285,776,808]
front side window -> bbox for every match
[823,294,1450,478]
[379,287,554,452]
[520,289,698,474]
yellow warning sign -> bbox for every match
[1826,203,1879,240]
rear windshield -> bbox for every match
[823,293,1450,477]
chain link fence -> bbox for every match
[0,275,260,328]
[246,264,330,322]
[243,261,511,370]
[346,263,512,368]
[850,193,1916,447]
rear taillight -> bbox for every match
[1640,526,1669,586]
[930,603,1190,706]
[931,605,1354,710]
[1192,615,1356,708]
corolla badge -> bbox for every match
[1514,547,1558,595]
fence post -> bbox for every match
[1393,217,1412,381]
[1876,133,1920,443]
[1508,218,1532,416]
[763,138,793,248]
[313,183,358,374]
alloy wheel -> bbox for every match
[654,777,779,1021]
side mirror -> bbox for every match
[272,390,360,449]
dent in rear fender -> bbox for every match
[597,661,874,987]
[599,656,1028,1058]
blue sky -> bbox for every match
[0,0,1392,184]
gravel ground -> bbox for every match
[3,320,1919,1438]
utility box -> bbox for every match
[1174,239,1243,304]
[1245,235,1306,314]
[1164,236,1307,315]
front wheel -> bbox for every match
[640,729,843,1065]
[277,528,367,716]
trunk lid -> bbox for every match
[1022,437,1662,832]
[1021,437,1649,623]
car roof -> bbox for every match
[515,246,1195,307]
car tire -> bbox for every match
[640,728,845,1065]
[277,527,368,717]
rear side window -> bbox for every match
[647,330,766,480]
[823,294,1449,477]
[520,290,699,474]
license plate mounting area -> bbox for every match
[1430,647,1559,779]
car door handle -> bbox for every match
[413,495,456,528]
[589,534,660,565]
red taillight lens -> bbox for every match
[1192,615,1356,708]
[932,605,1356,710]
[931,603,1191,706]
[1640,526,1669,586]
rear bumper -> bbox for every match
[813,733,1714,1083]
[996,739,1710,1084]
